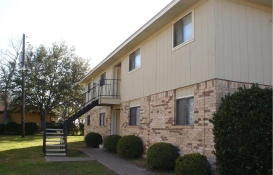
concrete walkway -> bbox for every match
[79,148,155,175]
[45,148,155,175]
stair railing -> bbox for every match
[63,120,67,155]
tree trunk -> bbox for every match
[40,113,45,132]
[2,93,8,125]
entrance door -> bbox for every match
[111,111,120,135]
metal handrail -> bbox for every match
[83,79,121,106]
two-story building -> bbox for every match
[79,0,272,169]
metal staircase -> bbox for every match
[43,79,121,156]
[45,128,67,156]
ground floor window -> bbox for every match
[87,115,90,126]
[99,113,105,126]
[129,106,140,126]
[176,96,194,125]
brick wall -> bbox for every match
[119,79,271,170]
[85,79,271,171]
[84,106,111,138]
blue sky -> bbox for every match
[0,0,172,67]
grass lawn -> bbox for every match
[0,135,117,175]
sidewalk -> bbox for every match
[45,148,155,175]
[79,148,155,175]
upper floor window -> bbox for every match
[129,106,140,126]
[100,72,106,86]
[176,96,194,125]
[88,82,91,92]
[129,48,141,72]
[173,11,193,49]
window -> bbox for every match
[176,97,194,125]
[87,115,90,126]
[129,106,140,126]
[88,82,91,92]
[173,11,193,49]
[129,48,141,71]
[99,113,105,126]
[100,72,106,86]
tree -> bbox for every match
[11,42,89,130]
[0,38,21,124]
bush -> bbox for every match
[0,124,5,134]
[78,123,84,135]
[85,132,103,148]
[6,122,20,135]
[175,153,211,175]
[25,122,40,135]
[104,135,121,153]
[117,135,143,158]
[147,142,179,170]
[67,122,78,135]
[210,85,272,175]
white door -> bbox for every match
[111,111,120,135]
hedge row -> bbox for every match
[0,122,39,135]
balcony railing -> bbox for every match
[82,79,121,106]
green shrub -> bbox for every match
[85,132,103,148]
[104,135,122,153]
[175,153,211,175]
[6,122,20,135]
[210,85,272,175]
[147,142,179,170]
[25,122,40,135]
[117,135,143,158]
[78,123,84,135]
[0,124,5,134]
[67,122,78,135]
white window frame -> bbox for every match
[128,48,141,73]
[99,112,105,126]
[129,106,140,126]
[176,95,194,126]
[87,115,91,126]
[172,11,194,51]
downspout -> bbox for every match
[203,82,206,155]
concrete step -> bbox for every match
[46,149,66,152]
[46,140,65,143]
[46,128,64,131]
[46,144,66,147]
[46,136,64,138]
[45,153,66,156]
[46,132,64,135]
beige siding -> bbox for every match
[215,0,272,85]
[121,0,215,102]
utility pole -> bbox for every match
[21,34,25,138]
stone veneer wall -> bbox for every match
[119,79,271,170]
[84,106,111,138]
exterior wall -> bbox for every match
[119,78,271,170]
[0,112,53,126]
[84,106,111,137]
[121,0,216,102]
[214,0,272,85]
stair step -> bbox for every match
[46,140,65,142]
[46,149,66,152]
[46,136,64,138]
[45,153,66,156]
[46,132,64,135]
[46,128,64,131]
[46,144,66,147]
